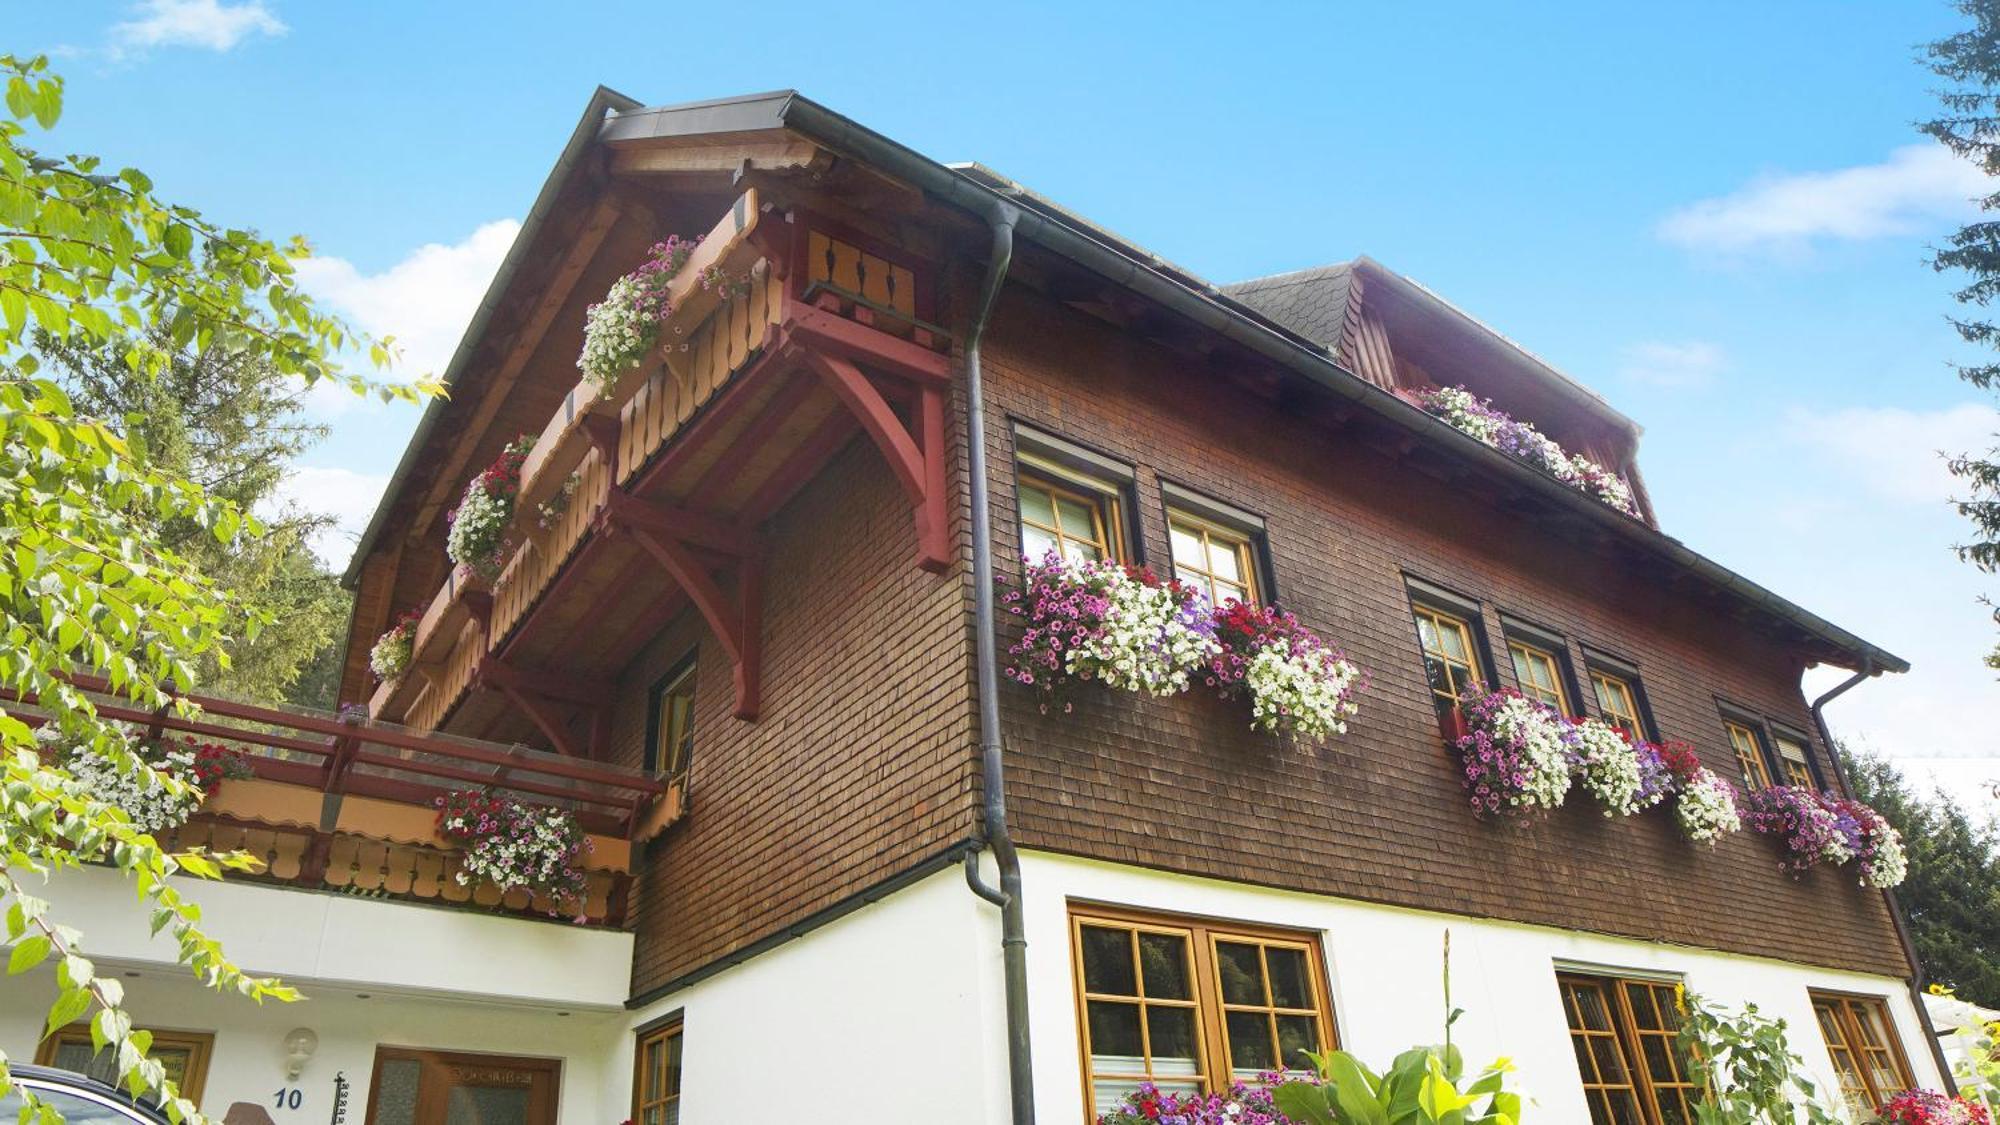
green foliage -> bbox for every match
[1843,746,2000,1009]
[0,52,426,1122]
[36,329,351,706]
[1275,932,1521,1124]
[1923,2,2000,661]
[1677,992,1844,1124]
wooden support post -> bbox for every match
[626,526,764,720]
[803,349,949,571]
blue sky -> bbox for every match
[16,1,2000,802]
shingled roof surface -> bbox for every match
[1220,263,1357,350]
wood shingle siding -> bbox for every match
[979,283,1907,979]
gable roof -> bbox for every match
[343,88,1907,676]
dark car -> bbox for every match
[0,1064,174,1123]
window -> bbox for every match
[37,1026,213,1103]
[1725,720,1773,790]
[646,660,697,784]
[1013,427,1135,566]
[1589,668,1647,738]
[634,1021,684,1125]
[1773,732,1817,789]
[1811,992,1914,1118]
[1556,973,1701,1125]
[1411,603,1485,717]
[1508,638,1573,715]
[1168,513,1259,607]
[1070,906,1336,1118]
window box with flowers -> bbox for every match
[1879,1090,1992,1125]
[37,726,252,835]
[1743,784,1907,888]
[1003,552,1369,740]
[1417,385,1640,518]
[434,790,594,917]
[446,436,535,582]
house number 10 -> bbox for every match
[272,1088,304,1110]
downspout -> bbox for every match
[958,206,1034,1125]
[1810,663,1959,1095]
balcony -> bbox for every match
[367,189,951,750]
[49,677,669,926]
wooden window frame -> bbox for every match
[1011,426,1138,567]
[1068,903,1338,1119]
[1165,507,1263,608]
[632,1017,684,1125]
[1556,972,1701,1125]
[1722,715,1775,791]
[1810,990,1915,1116]
[1585,656,1655,741]
[1770,727,1822,790]
[1502,622,1578,717]
[1407,583,1493,718]
[643,656,698,785]
[37,1026,214,1104]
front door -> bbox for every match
[363,1048,559,1125]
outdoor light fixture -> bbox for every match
[282,1028,318,1080]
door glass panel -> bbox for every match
[446,1084,531,1125]
[372,1058,423,1125]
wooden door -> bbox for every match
[364,1048,559,1125]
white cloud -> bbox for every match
[1784,401,1999,505]
[111,0,285,52]
[1658,143,1988,256]
[265,465,390,571]
[1619,340,1727,389]
[294,218,519,410]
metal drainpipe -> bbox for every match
[1810,663,1959,1095]
[958,205,1034,1125]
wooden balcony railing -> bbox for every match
[366,188,950,743]
[29,676,676,926]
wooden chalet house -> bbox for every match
[0,89,1947,1124]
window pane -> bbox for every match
[1227,1010,1277,1074]
[0,1087,149,1124]
[1438,621,1471,662]
[372,1058,423,1125]
[1216,580,1251,607]
[445,1085,531,1125]
[1087,999,1144,1059]
[1055,495,1097,537]
[1148,1006,1201,1074]
[1215,942,1265,1006]
[663,1032,682,1097]
[1021,524,1057,562]
[1276,1014,1320,1071]
[1170,526,1204,568]
[1080,926,1137,996]
[1019,484,1055,529]
[1063,538,1103,564]
[1207,538,1242,581]
[1138,932,1191,1000]
[1266,947,1312,1009]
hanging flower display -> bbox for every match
[1002,552,1220,712]
[1208,601,1364,740]
[435,790,593,914]
[1098,1076,1297,1125]
[369,608,421,682]
[445,436,534,581]
[1742,785,1907,887]
[1452,684,1574,817]
[577,235,700,392]
[1878,1090,1991,1125]
[1417,385,1640,518]
[1655,740,1742,843]
[1568,718,1660,817]
[41,726,206,835]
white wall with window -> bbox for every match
[1017,850,1943,1125]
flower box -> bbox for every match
[1438,705,1470,746]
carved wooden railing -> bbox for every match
[368,189,942,734]
[20,676,674,926]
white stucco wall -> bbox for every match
[1,866,636,1124]
[621,865,1013,1125]
[1017,849,1943,1124]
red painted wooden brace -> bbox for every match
[802,349,950,572]
[626,525,765,720]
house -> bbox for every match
[0,89,1949,1124]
